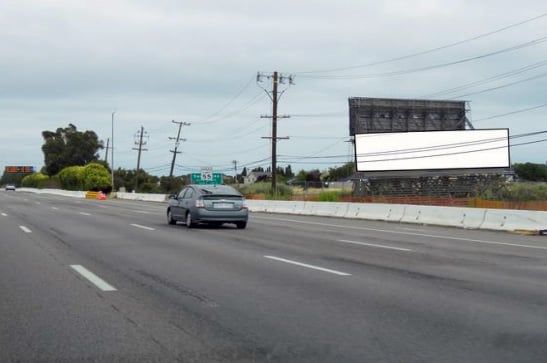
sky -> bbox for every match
[1,0,546,177]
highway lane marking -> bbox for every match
[1,213,7,216]
[19,226,32,233]
[79,212,92,216]
[396,227,423,232]
[133,211,151,214]
[70,265,117,291]
[255,216,547,251]
[51,207,59,210]
[338,239,412,252]
[131,223,156,231]
[264,256,351,276]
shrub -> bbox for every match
[239,182,293,200]
[21,173,49,188]
[318,191,340,202]
[500,182,547,201]
[82,163,111,192]
[58,166,85,190]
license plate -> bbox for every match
[214,202,233,209]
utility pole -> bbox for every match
[132,126,149,191]
[169,120,190,177]
[104,138,110,163]
[257,71,294,194]
[233,160,238,188]
[111,112,115,192]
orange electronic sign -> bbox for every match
[4,166,35,174]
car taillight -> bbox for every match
[241,198,248,209]
[195,198,205,208]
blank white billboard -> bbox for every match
[355,129,510,172]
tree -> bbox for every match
[113,168,160,193]
[327,162,355,181]
[159,176,185,194]
[284,165,294,178]
[513,163,547,182]
[42,123,104,176]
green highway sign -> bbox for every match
[191,172,223,185]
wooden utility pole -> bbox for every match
[133,126,148,191]
[257,71,293,194]
[169,120,190,177]
[104,138,110,163]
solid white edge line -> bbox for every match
[338,239,412,251]
[264,256,351,276]
[254,216,547,251]
[19,226,32,233]
[70,265,117,292]
[130,223,156,231]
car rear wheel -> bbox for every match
[186,212,195,228]
[167,209,176,225]
[236,221,247,229]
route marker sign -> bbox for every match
[191,172,223,185]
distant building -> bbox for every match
[244,171,270,185]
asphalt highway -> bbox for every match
[1,190,547,362]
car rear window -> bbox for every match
[198,185,240,195]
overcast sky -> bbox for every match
[1,0,546,177]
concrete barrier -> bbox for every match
[116,192,167,203]
[18,188,87,198]
[398,205,487,230]
[304,201,349,218]
[481,209,547,232]
[16,188,547,233]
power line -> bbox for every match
[294,12,547,75]
[193,75,256,124]
[422,59,547,98]
[192,91,266,126]
[298,36,547,80]
[451,71,547,99]
[474,103,547,122]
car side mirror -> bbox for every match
[169,194,177,200]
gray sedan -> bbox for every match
[167,184,249,229]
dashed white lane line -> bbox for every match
[79,212,92,216]
[51,207,59,210]
[19,226,32,233]
[131,223,156,231]
[338,239,412,252]
[1,212,7,217]
[264,256,351,276]
[70,265,117,292]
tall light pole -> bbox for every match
[111,112,115,192]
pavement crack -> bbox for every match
[135,269,219,308]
